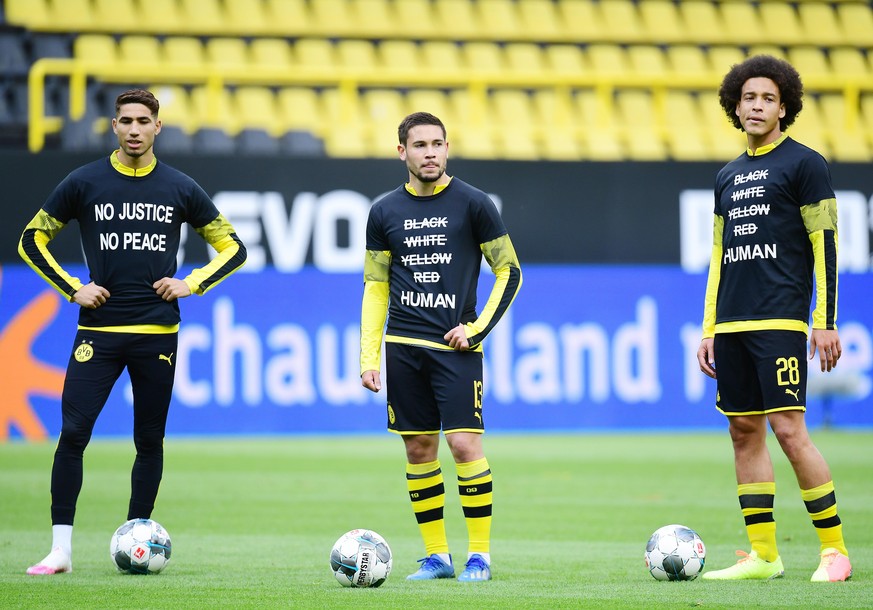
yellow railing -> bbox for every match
[28,57,873,154]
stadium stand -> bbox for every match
[2,0,873,160]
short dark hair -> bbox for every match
[115,88,160,117]
[398,112,446,145]
[718,55,803,132]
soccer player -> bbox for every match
[20,89,247,575]
[697,56,851,582]
[360,112,522,582]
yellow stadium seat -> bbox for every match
[558,0,604,42]
[861,95,873,144]
[504,43,545,74]
[666,45,710,80]
[321,88,368,157]
[662,91,708,160]
[250,38,295,70]
[363,89,406,156]
[788,47,831,82]
[707,46,745,77]
[531,89,581,160]
[234,86,280,136]
[206,38,250,71]
[190,85,239,134]
[151,85,195,133]
[378,40,422,72]
[835,3,873,47]
[462,42,505,74]
[787,94,827,151]
[446,88,496,159]
[719,2,764,46]
[628,46,669,79]
[586,44,630,76]
[475,0,522,41]
[797,3,842,47]
[677,0,727,45]
[757,2,804,46]
[573,89,623,160]
[277,87,324,136]
[118,35,163,68]
[517,0,563,41]
[817,93,870,161]
[392,0,436,30]
[434,0,482,40]
[178,0,226,35]
[224,0,269,35]
[263,0,309,36]
[543,44,587,77]
[5,0,51,30]
[48,0,95,32]
[163,37,207,72]
[309,0,354,36]
[406,89,454,126]
[135,0,183,34]
[746,45,786,61]
[420,41,464,73]
[73,34,118,68]
[92,0,136,32]
[491,89,538,159]
[597,0,645,43]
[829,48,871,79]
[616,90,666,160]
[336,39,378,72]
[638,0,686,44]
[350,0,399,38]
[700,96,747,160]
[294,39,337,72]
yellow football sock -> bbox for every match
[801,481,848,556]
[738,482,778,562]
[407,460,448,556]
[456,457,493,555]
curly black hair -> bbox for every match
[717,55,803,132]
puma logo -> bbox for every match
[159,353,174,366]
[785,388,799,401]
[474,412,482,424]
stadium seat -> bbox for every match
[237,128,281,155]
[835,3,873,47]
[757,2,804,46]
[163,37,207,72]
[788,95,829,157]
[699,93,746,160]
[829,48,872,79]
[788,47,832,82]
[391,0,436,34]
[277,87,324,136]
[224,0,269,36]
[517,0,563,41]
[279,130,326,156]
[73,34,118,68]
[192,127,237,154]
[817,93,870,161]
[666,45,711,80]
[178,0,226,35]
[446,89,496,159]
[294,39,337,72]
[92,0,136,32]
[234,86,280,136]
[615,90,666,160]
[4,0,50,30]
[190,86,239,135]
[797,3,843,47]
[860,94,873,145]
[362,89,406,156]
[573,89,623,160]
[151,85,196,133]
[557,0,604,42]
[434,0,482,40]
[638,0,686,44]
[531,89,581,159]
[250,38,295,71]
[320,88,369,157]
[263,0,309,36]
[420,41,464,74]
[475,0,522,41]
[350,0,399,38]
[0,31,30,76]
[462,42,506,75]
[336,40,378,73]
[706,46,745,77]
[59,117,106,152]
[491,89,538,159]
[587,44,630,77]
[677,0,727,45]
[119,36,163,69]
[308,0,354,36]
[597,0,645,43]
[662,91,708,160]
[157,124,194,154]
[30,33,72,61]
[206,38,250,72]
[135,0,183,34]
[48,0,95,32]
[378,40,421,72]
[719,2,764,46]
[746,45,786,61]
[543,44,588,78]
[504,43,546,74]
[628,46,669,79]
[406,89,454,126]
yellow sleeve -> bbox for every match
[185,214,247,295]
[18,209,84,301]
[464,234,522,347]
[801,197,838,330]
[702,214,723,339]
[360,249,391,374]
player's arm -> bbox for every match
[176,214,247,297]
[460,234,522,348]
[697,214,723,378]
[18,209,85,301]
[361,249,390,388]
[801,197,840,371]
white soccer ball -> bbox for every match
[645,524,706,581]
[329,529,393,588]
[109,518,172,574]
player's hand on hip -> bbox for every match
[697,338,716,379]
[810,328,841,372]
[445,324,470,351]
[361,370,382,392]
[153,277,192,302]
[73,282,110,309]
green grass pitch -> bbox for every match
[1,432,870,609]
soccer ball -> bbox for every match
[109,518,172,574]
[329,529,393,587]
[644,524,706,581]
